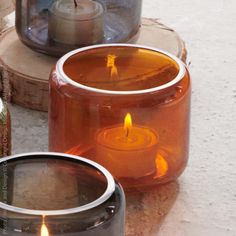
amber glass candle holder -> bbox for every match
[0,152,125,235]
[15,0,142,57]
[49,44,191,191]
[0,98,11,157]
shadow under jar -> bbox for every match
[15,0,142,57]
[0,152,125,235]
[49,44,191,191]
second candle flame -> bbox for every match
[124,113,133,138]
[107,54,119,80]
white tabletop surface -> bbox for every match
[6,0,236,235]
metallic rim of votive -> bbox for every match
[57,44,186,95]
[0,152,116,216]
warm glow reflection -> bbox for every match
[41,217,49,236]
[107,54,119,80]
[124,113,133,137]
[155,154,168,178]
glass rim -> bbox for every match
[0,99,4,113]
[56,44,186,95]
[0,152,116,216]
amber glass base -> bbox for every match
[66,146,187,191]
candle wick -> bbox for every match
[126,128,129,138]
[74,0,78,8]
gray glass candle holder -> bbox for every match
[15,0,142,57]
[0,152,125,235]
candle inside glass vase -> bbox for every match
[48,0,104,45]
[96,113,158,179]
[49,44,191,190]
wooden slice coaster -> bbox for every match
[0,0,14,31]
[0,18,187,112]
[0,0,14,18]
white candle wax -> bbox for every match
[48,0,104,45]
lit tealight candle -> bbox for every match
[96,113,158,179]
[48,0,104,45]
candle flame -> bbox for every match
[41,217,49,236]
[124,113,133,137]
[107,54,119,80]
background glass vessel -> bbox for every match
[0,152,125,235]
[48,44,191,191]
[15,0,142,57]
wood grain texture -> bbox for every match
[0,18,187,111]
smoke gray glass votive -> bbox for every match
[0,152,125,235]
[15,0,142,57]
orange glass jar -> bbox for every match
[49,45,191,191]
